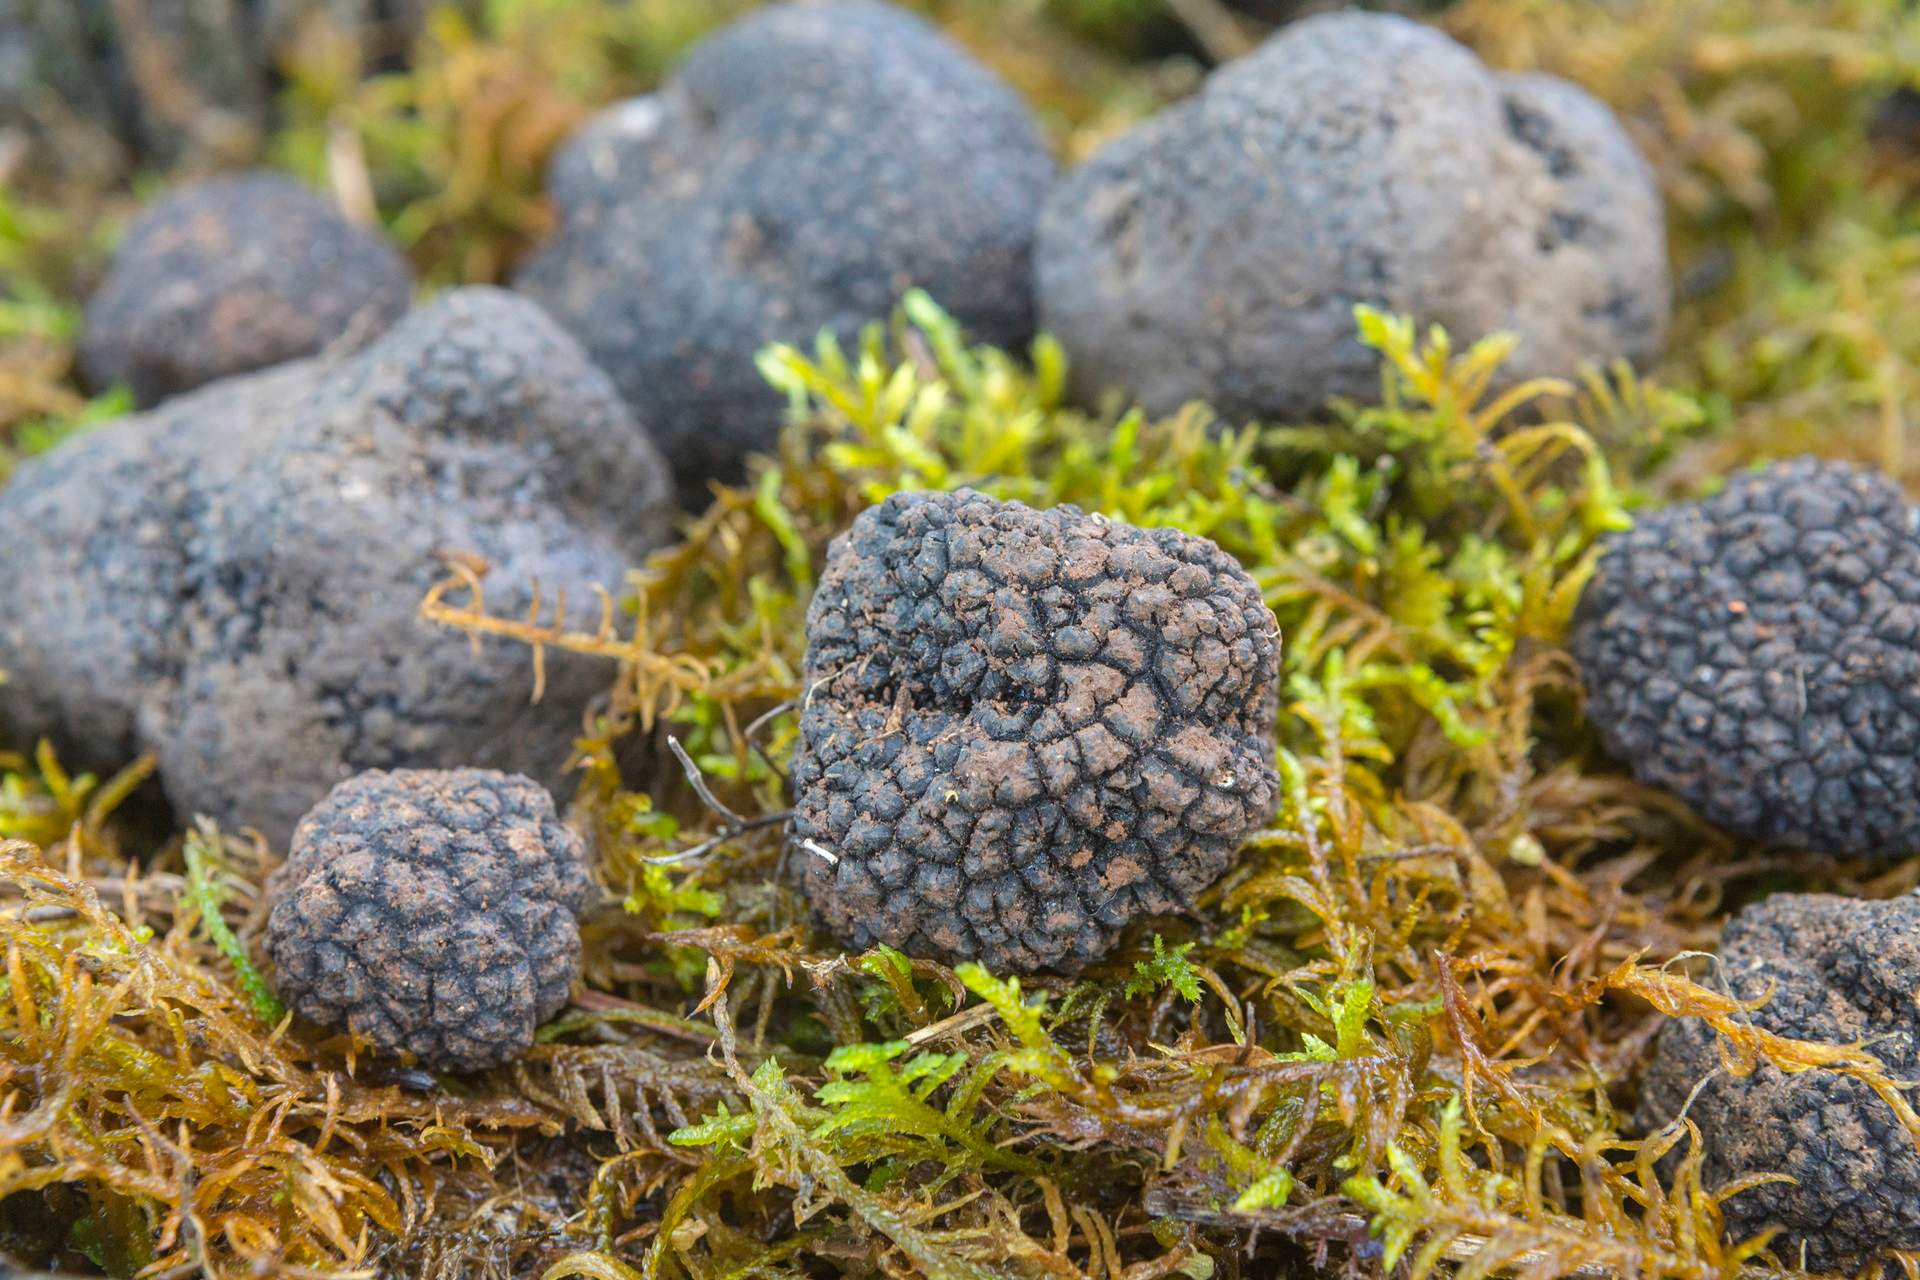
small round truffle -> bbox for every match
[1636,890,1920,1272]
[515,0,1055,501]
[1035,10,1670,423]
[266,768,592,1071]
[80,171,412,406]
[1570,458,1920,855]
[789,489,1281,972]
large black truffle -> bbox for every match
[1570,458,1920,855]
[789,490,1281,972]
[266,768,592,1071]
[1636,890,1920,1272]
[80,171,413,407]
[1036,10,1669,423]
[515,0,1055,502]
[0,287,673,847]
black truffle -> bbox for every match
[1636,890,1920,1272]
[1036,10,1670,423]
[515,0,1055,502]
[80,171,413,407]
[266,768,592,1071]
[789,490,1281,972]
[0,287,673,847]
[1570,457,1920,855]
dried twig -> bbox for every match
[419,559,711,723]
[741,700,796,784]
[646,736,791,866]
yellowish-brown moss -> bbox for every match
[2,1,1918,1275]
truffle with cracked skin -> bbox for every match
[80,171,413,407]
[1636,890,1920,1272]
[266,768,592,1071]
[0,287,673,848]
[789,489,1280,972]
[1570,458,1920,855]
[1036,10,1669,424]
[515,0,1055,502]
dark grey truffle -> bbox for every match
[1036,10,1670,423]
[1570,458,1920,855]
[1637,890,1920,1273]
[0,287,673,847]
[515,0,1055,502]
[266,768,592,1071]
[80,171,413,407]
[789,489,1280,972]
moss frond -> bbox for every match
[3,1,1916,1275]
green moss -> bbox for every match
[308,284,1920,1273]
[1126,936,1204,1003]
[181,821,285,1027]
[1,1,1917,1276]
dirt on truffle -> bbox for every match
[789,489,1280,973]
[1636,890,1920,1273]
[1570,457,1920,855]
[79,171,414,407]
[266,768,592,1072]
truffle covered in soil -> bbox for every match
[1570,458,1920,855]
[1035,10,1669,423]
[789,489,1280,972]
[1636,891,1920,1272]
[515,0,1054,501]
[0,287,673,847]
[80,171,412,407]
[266,768,592,1071]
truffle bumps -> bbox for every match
[267,769,592,1071]
[0,287,673,847]
[516,0,1054,501]
[1636,891,1920,1272]
[1036,10,1670,423]
[80,171,413,407]
[1570,458,1920,855]
[790,490,1280,972]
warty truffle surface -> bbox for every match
[266,768,592,1071]
[789,489,1280,972]
[1636,890,1920,1272]
[1570,457,1920,854]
